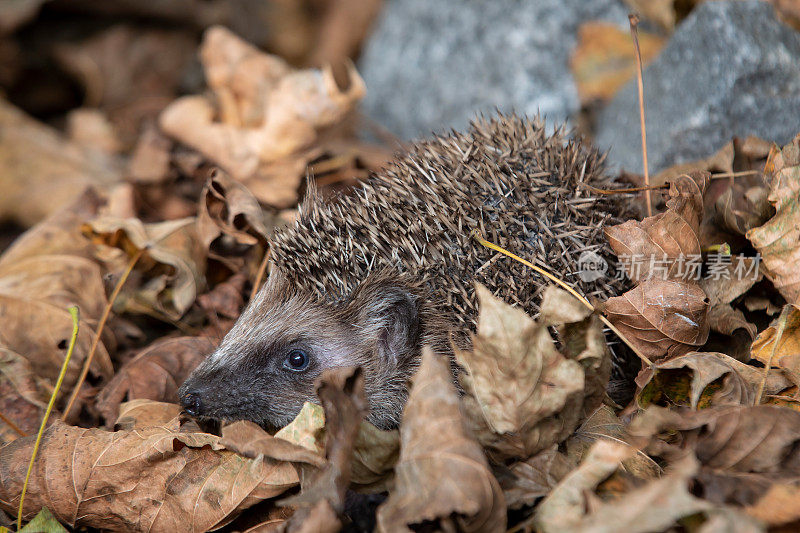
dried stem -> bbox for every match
[0,411,25,437]
[471,230,654,368]
[756,305,790,405]
[250,247,271,302]
[62,248,144,421]
[629,13,651,217]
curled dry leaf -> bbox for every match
[376,348,505,532]
[630,405,800,475]
[95,336,214,425]
[83,216,203,319]
[747,133,800,303]
[537,446,711,533]
[0,420,299,532]
[497,446,572,510]
[0,98,119,226]
[281,367,366,531]
[160,26,366,208]
[221,420,325,469]
[751,304,800,369]
[273,401,398,491]
[636,352,792,410]
[456,285,609,462]
[699,258,761,339]
[605,172,708,283]
[565,405,660,480]
[604,172,711,361]
[197,169,278,272]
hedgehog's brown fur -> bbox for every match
[181,113,630,430]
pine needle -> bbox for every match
[18,306,80,531]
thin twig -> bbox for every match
[582,183,667,195]
[756,305,791,405]
[0,411,25,437]
[250,247,271,302]
[710,170,759,179]
[19,306,80,530]
[471,230,653,368]
[62,249,144,421]
[629,13,651,217]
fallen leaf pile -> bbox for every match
[2,4,800,532]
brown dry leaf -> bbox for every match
[654,141,734,189]
[0,254,107,323]
[95,336,215,425]
[198,168,278,272]
[605,172,708,282]
[54,25,196,147]
[160,26,366,208]
[273,401,398,491]
[497,447,573,510]
[565,405,661,480]
[636,352,792,409]
[376,348,506,532]
[538,445,712,533]
[221,420,326,469]
[456,285,609,461]
[66,108,122,155]
[570,22,665,104]
[0,346,49,444]
[114,400,182,430]
[281,367,366,531]
[747,134,800,303]
[0,295,112,393]
[84,216,204,319]
[537,453,713,533]
[750,304,800,368]
[699,257,761,339]
[128,124,172,183]
[630,405,800,474]
[603,279,710,361]
[746,482,800,527]
[0,189,105,267]
[0,420,299,531]
[0,98,119,226]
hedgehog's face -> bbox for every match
[179,268,422,430]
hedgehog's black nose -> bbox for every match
[181,392,203,417]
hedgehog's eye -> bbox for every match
[284,349,310,371]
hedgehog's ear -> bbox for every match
[347,279,421,366]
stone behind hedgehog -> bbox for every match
[180,113,631,430]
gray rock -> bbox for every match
[359,0,629,139]
[596,0,800,174]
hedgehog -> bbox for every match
[179,113,629,430]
